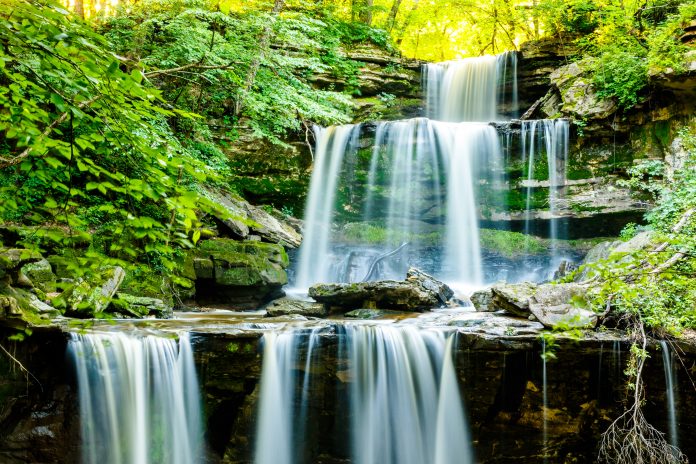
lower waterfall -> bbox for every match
[254,325,472,464]
[69,331,202,464]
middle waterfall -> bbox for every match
[294,51,567,292]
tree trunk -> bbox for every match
[74,0,85,18]
[386,0,402,32]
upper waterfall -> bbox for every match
[424,52,518,122]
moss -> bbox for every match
[479,229,546,257]
[119,265,174,305]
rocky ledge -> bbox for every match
[308,267,454,312]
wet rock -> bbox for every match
[265,297,327,318]
[209,190,302,248]
[345,308,386,319]
[529,283,597,329]
[471,288,495,312]
[490,282,538,317]
[64,266,126,318]
[309,268,453,312]
[406,268,454,303]
[553,260,578,280]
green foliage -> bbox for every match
[478,229,546,257]
[0,0,220,277]
[584,125,696,335]
[593,44,648,108]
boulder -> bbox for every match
[192,239,289,309]
[470,288,495,312]
[110,293,172,319]
[0,248,42,280]
[209,190,302,248]
[19,259,56,293]
[308,268,453,312]
[265,297,327,318]
[550,59,618,122]
[64,266,126,318]
[490,282,538,317]
[529,283,597,329]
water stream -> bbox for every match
[69,331,202,464]
[660,341,679,449]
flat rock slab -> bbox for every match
[265,297,327,318]
[309,267,453,312]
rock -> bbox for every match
[406,268,454,304]
[265,297,327,318]
[344,308,386,319]
[490,282,538,317]
[471,288,495,312]
[550,59,618,122]
[19,259,56,292]
[529,283,597,329]
[0,248,42,273]
[192,239,288,309]
[665,136,689,182]
[0,294,20,317]
[209,190,302,248]
[309,268,454,312]
[110,293,172,318]
[64,266,126,318]
[553,260,578,280]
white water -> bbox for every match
[69,332,202,464]
[521,119,569,263]
[293,119,502,290]
[254,326,472,464]
[294,51,571,292]
[348,325,472,464]
[255,332,299,464]
[424,51,518,122]
[660,341,679,449]
[295,125,361,288]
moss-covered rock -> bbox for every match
[19,259,56,293]
[62,266,125,318]
[191,238,289,309]
[109,293,173,319]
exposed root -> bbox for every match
[0,342,43,393]
[599,404,686,464]
[598,318,687,463]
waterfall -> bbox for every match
[69,331,202,464]
[295,51,570,291]
[660,341,679,449]
[293,119,502,289]
[520,119,569,261]
[348,325,472,464]
[424,51,518,122]
[296,125,361,288]
[254,326,472,464]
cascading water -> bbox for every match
[294,118,503,290]
[520,119,569,262]
[253,325,472,464]
[348,325,472,464]
[295,49,569,292]
[424,51,518,122]
[660,341,679,449]
[69,331,202,464]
